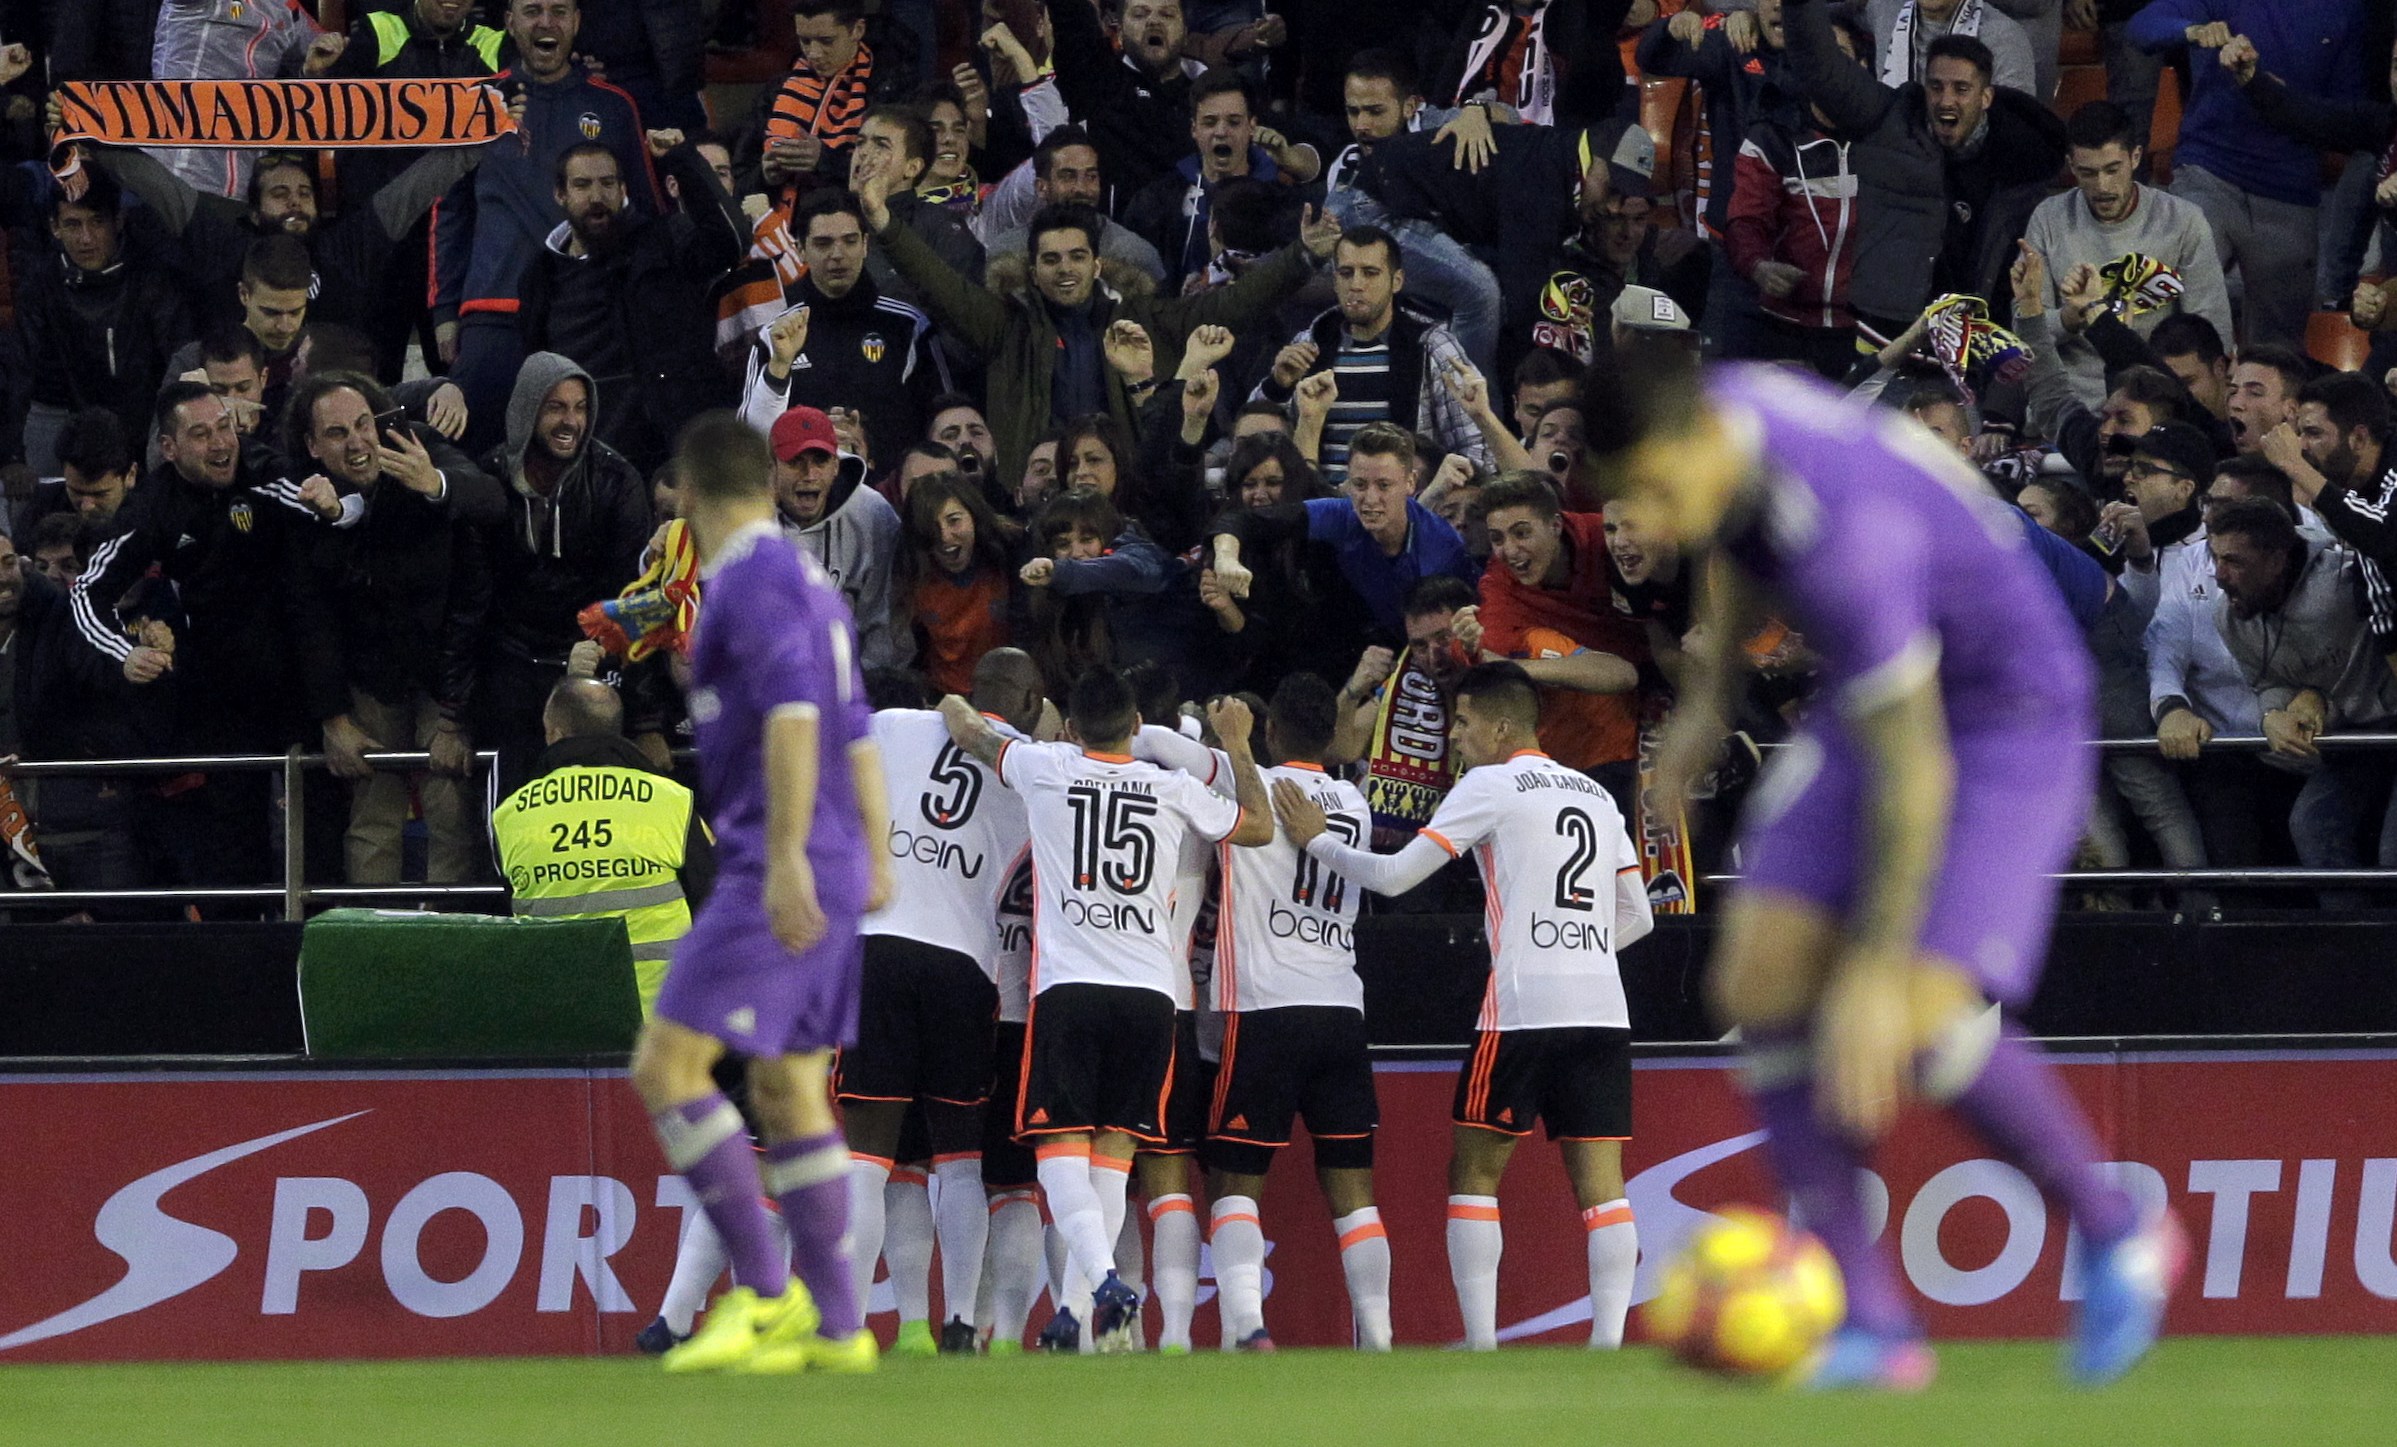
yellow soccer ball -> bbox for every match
[1645,1206,1846,1378]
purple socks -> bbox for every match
[765,1132,863,1338]
[1737,1019,2141,1341]
[1946,1022,2137,1248]
[1739,1029,1917,1338]
[653,1093,789,1298]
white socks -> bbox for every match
[1334,1207,1393,1351]
[1149,1194,1200,1350]
[1097,1158,1137,1292]
[931,1155,989,1326]
[1035,1146,1117,1291]
[1446,1195,1502,1351]
[848,1155,893,1313]
[1582,1200,1638,1349]
[1209,1196,1267,1343]
[983,1188,1045,1346]
[658,1211,728,1335]
[884,1167,935,1325]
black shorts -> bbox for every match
[1452,1027,1633,1141]
[1017,982,1177,1143]
[1150,1012,1215,1155]
[837,935,998,1109]
[1206,1006,1377,1171]
[984,1021,1037,1189]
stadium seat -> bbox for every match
[2307,310,2375,372]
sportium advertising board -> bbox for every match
[4,1051,2395,1361]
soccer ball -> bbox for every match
[1645,1206,1845,1378]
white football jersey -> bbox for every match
[863,710,1028,978]
[1427,751,1648,1030]
[996,739,1246,999]
[1135,725,1225,1012]
[993,849,1035,1023]
[1219,763,1372,1014]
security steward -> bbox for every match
[492,677,712,1011]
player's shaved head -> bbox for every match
[1066,667,1139,751]
[972,647,1047,733]
[674,410,774,503]
[1268,672,1339,763]
[543,676,624,744]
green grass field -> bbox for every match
[7,1340,2394,1447]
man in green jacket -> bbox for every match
[858,168,1341,483]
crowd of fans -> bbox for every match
[2,0,2396,919]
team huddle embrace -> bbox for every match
[622,411,1651,1370]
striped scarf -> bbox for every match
[765,43,876,156]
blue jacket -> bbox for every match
[1229,496,1476,637]
[432,64,664,323]
[2129,0,2367,208]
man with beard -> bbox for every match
[1453,473,1644,820]
[434,0,665,456]
[452,353,653,788]
[2290,372,2397,601]
[1043,0,1203,204]
[2022,102,2231,410]
[69,384,346,909]
[280,371,503,883]
[1783,5,2065,337]
[520,134,749,472]
[737,190,952,473]
[1251,228,1489,478]
[2210,496,2397,908]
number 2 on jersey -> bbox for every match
[1066,784,1158,895]
[1553,806,1599,911]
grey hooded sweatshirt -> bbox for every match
[780,451,908,671]
[470,351,653,664]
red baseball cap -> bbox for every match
[769,406,839,462]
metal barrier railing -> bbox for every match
[6,734,2397,919]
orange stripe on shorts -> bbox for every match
[1034,1141,1091,1161]
[1091,1154,1134,1175]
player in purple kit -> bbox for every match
[628,413,897,1375]
[1613,361,2187,1388]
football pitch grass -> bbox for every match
[6,1339,2393,1447]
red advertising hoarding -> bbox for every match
[4,1050,2394,1362]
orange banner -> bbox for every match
[52,78,514,150]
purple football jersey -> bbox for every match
[1711,364,2093,737]
[686,520,873,905]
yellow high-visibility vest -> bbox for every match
[493,764,696,1013]
[368,10,504,71]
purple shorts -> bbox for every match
[656,884,863,1057]
[1735,723,2093,1005]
